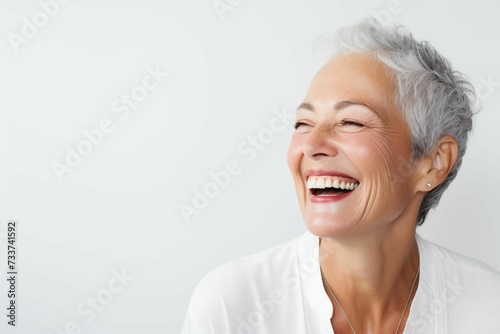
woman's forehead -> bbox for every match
[305,53,399,119]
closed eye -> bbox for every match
[339,120,364,127]
[294,121,308,129]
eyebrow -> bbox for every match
[296,101,379,115]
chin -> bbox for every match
[303,213,355,238]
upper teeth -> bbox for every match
[307,176,358,190]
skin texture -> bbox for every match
[287,53,458,333]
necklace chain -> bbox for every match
[320,266,420,334]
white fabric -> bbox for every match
[182,231,500,333]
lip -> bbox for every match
[304,169,359,203]
[309,191,353,203]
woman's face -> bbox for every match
[287,53,425,237]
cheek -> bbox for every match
[343,132,412,185]
[340,133,415,223]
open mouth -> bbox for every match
[307,175,359,197]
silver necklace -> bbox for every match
[320,266,420,334]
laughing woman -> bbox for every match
[182,19,500,334]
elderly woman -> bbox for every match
[182,19,500,333]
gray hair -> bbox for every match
[321,19,477,225]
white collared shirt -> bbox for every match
[182,231,500,333]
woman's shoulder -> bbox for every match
[203,232,304,284]
[417,234,500,280]
[182,232,309,333]
[410,235,500,333]
[416,233,500,310]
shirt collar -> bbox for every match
[297,230,333,321]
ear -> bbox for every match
[416,135,458,192]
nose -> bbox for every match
[301,124,339,160]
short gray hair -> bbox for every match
[323,19,477,225]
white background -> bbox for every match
[0,0,499,333]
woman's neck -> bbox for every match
[319,222,420,332]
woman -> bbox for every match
[182,19,500,334]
